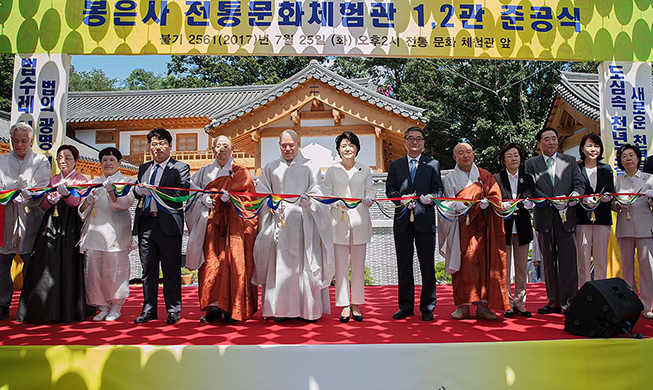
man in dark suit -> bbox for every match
[133,128,190,324]
[386,127,443,321]
[525,127,584,314]
[642,156,653,174]
[495,143,535,318]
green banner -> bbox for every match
[0,0,652,61]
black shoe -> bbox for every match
[166,312,180,324]
[134,312,157,324]
[0,305,9,320]
[223,312,237,323]
[274,317,289,323]
[200,309,222,323]
[392,309,414,320]
[302,318,318,323]
[504,310,514,318]
[351,311,364,322]
[513,308,532,318]
[537,305,562,315]
[421,312,434,321]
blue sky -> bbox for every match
[70,55,172,81]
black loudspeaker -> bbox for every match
[564,278,643,338]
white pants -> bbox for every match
[334,243,366,307]
[617,237,653,311]
[576,225,610,286]
[506,234,529,311]
[85,250,130,309]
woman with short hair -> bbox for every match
[323,131,374,322]
[78,147,135,321]
[613,143,653,319]
[576,134,614,285]
[17,145,94,323]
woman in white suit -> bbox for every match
[324,132,375,323]
[613,144,653,319]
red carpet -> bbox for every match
[1,283,652,346]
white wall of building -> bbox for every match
[261,134,376,168]
[74,128,211,156]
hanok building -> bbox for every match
[67,60,427,173]
[545,71,603,159]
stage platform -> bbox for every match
[1,283,652,389]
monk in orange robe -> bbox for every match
[439,143,509,320]
[186,136,257,322]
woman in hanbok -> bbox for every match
[17,145,94,323]
[78,147,135,321]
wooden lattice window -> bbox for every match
[96,130,116,144]
[130,135,149,155]
[176,133,198,151]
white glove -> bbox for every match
[644,189,653,198]
[601,194,613,203]
[337,200,349,210]
[523,199,534,210]
[20,189,33,200]
[13,193,28,205]
[16,175,28,189]
[87,193,98,204]
[299,194,311,207]
[201,193,214,208]
[361,197,374,208]
[102,176,114,191]
[479,198,490,210]
[47,192,61,205]
[134,185,149,196]
[56,183,70,197]
[568,191,580,207]
[554,201,567,210]
[419,194,433,205]
[501,201,512,211]
[220,190,231,203]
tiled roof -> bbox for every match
[555,71,601,121]
[68,84,272,123]
[0,111,137,170]
[207,60,427,129]
[67,72,376,124]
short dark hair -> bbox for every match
[578,133,604,162]
[147,128,173,145]
[616,143,642,171]
[335,131,361,157]
[99,147,122,161]
[536,127,558,142]
[498,142,524,168]
[404,126,425,139]
[57,144,79,161]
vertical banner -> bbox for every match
[599,62,653,176]
[11,53,70,171]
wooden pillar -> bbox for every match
[375,127,384,172]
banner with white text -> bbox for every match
[0,1,652,61]
[11,53,70,166]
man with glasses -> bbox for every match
[386,127,442,321]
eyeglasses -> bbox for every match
[405,137,424,143]
[57,157,75,161]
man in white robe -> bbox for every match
[253,129,335,322]
[0,122,51,319]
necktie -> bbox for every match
[143,164,159,213]
[547,157,555,183]
[410,159,417,182]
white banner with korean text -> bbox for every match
[599,62,653,176]
[11,54,70,171]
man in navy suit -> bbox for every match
[133,128,190,325]
[386,127,443,321]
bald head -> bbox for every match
[212,135,233,167]
[279,129,300,161]
[453,142,474,172]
